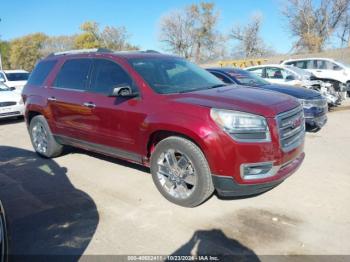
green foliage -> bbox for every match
[9,33,48,71]
[74,21,139,50]
[0,41,11,69]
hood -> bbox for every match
[0,90,21,102]
[168,85,300,118]
[6,80,27,88]
[260,84,322,100]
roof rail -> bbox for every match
[49,48,112,57]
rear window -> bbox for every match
[54,59,92,90]
[27,60,57,86]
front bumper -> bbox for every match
[212,152,305,197]
[305,114,327,128]
[0,104,24,119]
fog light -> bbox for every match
[240,162,279,180]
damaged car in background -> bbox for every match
[207,67,327,132]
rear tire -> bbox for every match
[29,115,63,158]
[150,136,214,207]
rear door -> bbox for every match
[47,58,93,141]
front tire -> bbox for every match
[150,136,214,207]
[29,115,63,158]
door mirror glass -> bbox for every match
[109,85,135,97]
[286,75,296,81]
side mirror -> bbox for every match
[9,87,16,91]
[109,85,135,97]
[286,75,296,81]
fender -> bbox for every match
[140,111,228,174]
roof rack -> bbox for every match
[49,48,112,57]
[47,48,161,58]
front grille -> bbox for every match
[0,111,20,117]
[276,106,305,152]
[0,102,16,107]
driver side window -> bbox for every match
[90,59,134,95]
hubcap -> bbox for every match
[32,123,48,154]
[156,149,197,199]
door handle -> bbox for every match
[83,102,96,108]
[47,97,57,102]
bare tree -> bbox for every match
[230,13,271,58]
[337,12,350,47]
[159,9,196,58]
[40,35,76,56]
[74,21,138,50]
[159,2,224,62]
[282,0,350,52]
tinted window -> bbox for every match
[27,60,57,86]
[5,72,29,81]
[54,59,92,90]
[210,72,232,84]
[90,59,133,94]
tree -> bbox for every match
[0,41,11,69]
[74,21,138,50]
[40,35,76,57]
[337,12,350,47]
[282,0,350,52]
[159,2,224,62]
[10,33,48,71]
[159,8,196,59]
[230,13,271,58]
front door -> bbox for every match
[82,58,147,162]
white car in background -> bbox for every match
[0,70,30,92]
[245,64,323,88]
[0,83,24,119]
[281,58,350,91]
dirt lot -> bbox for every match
[0,102,350,260]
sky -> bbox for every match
[0,0,294,54]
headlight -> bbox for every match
[299,99,327,109]
[210,109,271,142]
[18,98,24,105]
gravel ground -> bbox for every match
[0,102,349,261]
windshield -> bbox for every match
[227,69,270,86]
[285,65,310,77]
[0,83,11,91]
[5,72,29,81]
[128,58,224,94]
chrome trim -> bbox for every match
[276,106,305,153]
[51,86,86,92]
[240,161,279,180]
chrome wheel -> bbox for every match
[32,123,48,154]
[156,149,197,199]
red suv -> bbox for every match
[22,49,305,207]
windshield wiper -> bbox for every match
[208,84,228,89]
